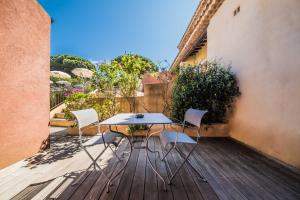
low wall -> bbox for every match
[102,83,169,114]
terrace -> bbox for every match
[1,133,300,200]
[1,0,300,200]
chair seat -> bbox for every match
[159,131,197,148]
[83,132,122,147]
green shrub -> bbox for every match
[171,61,241,124]
[64,92,120,121]
[127,124,149,134]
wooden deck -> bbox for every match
[1,136,300,200]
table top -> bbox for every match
[100,113,172,125]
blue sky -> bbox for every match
[38,0,198,66]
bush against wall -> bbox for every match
[171,61,241,124]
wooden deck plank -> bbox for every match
[197,140,265,200]
[183,142,247,200]
[2,137,300,200]
[114,143,141,200]
[0,137,105,199]
[70,171,101,200]
[47,177,74,199]
[206,139,287,199]
[10,180,51,200]
[153,137,173,200]
[218,138,300,199]
[57,171,92,200]
[162,143,189,200]
[32,176,65,200]
[128,144,147,200]
[98,141,133,200]
[226,138,300,193]
[175,143,219,200]
[170,145,205,200]
[84,139,130,200]
[113,140,141,200]
[144,136,159,200]
[181,155,219,200]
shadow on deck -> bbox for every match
[8,137,300,200]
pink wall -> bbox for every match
[0,0,50,168]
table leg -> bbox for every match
[106,126,133,193]
[131,124,154,149]
[145,131,167,191]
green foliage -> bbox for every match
[171,61,241,124]
[127,124,149,134]
[113,54,158,78]
[91,62,120,92]
[64,92,120,121]
[64,53,158,133]
[92,54,157,112]
[51,55,95,75]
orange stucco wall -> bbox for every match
[207,0,300,168]
[0,0,50,168]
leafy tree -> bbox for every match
[91,54,158,112]
[50,54,95,75]
[113,54,158,111]
[112,54,158,78]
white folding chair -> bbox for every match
[70,108,123,186]
[159,108,208,185]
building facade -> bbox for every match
[172,0,300,168]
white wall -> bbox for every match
[207,0,300,168]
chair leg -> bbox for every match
[161,145,174,161]
[146,133,167,191]
[82,146,110,180]
[106,135,133,193]
[174,145,207,182]
[168,144,197,184]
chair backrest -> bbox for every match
[184,108,207,128]
[71,108,99,130]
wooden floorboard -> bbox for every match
[218,138,300,199]
[144,137,159,200]
[2,137,300,200]
[189,143,247,200]
[129,141,147,200]
[170,146,205,200]
[153,137,173,200]
[113,141,141,200]
[200,139,271,200]
[84,139,130,200]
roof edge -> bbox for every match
[171,0,224,69]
